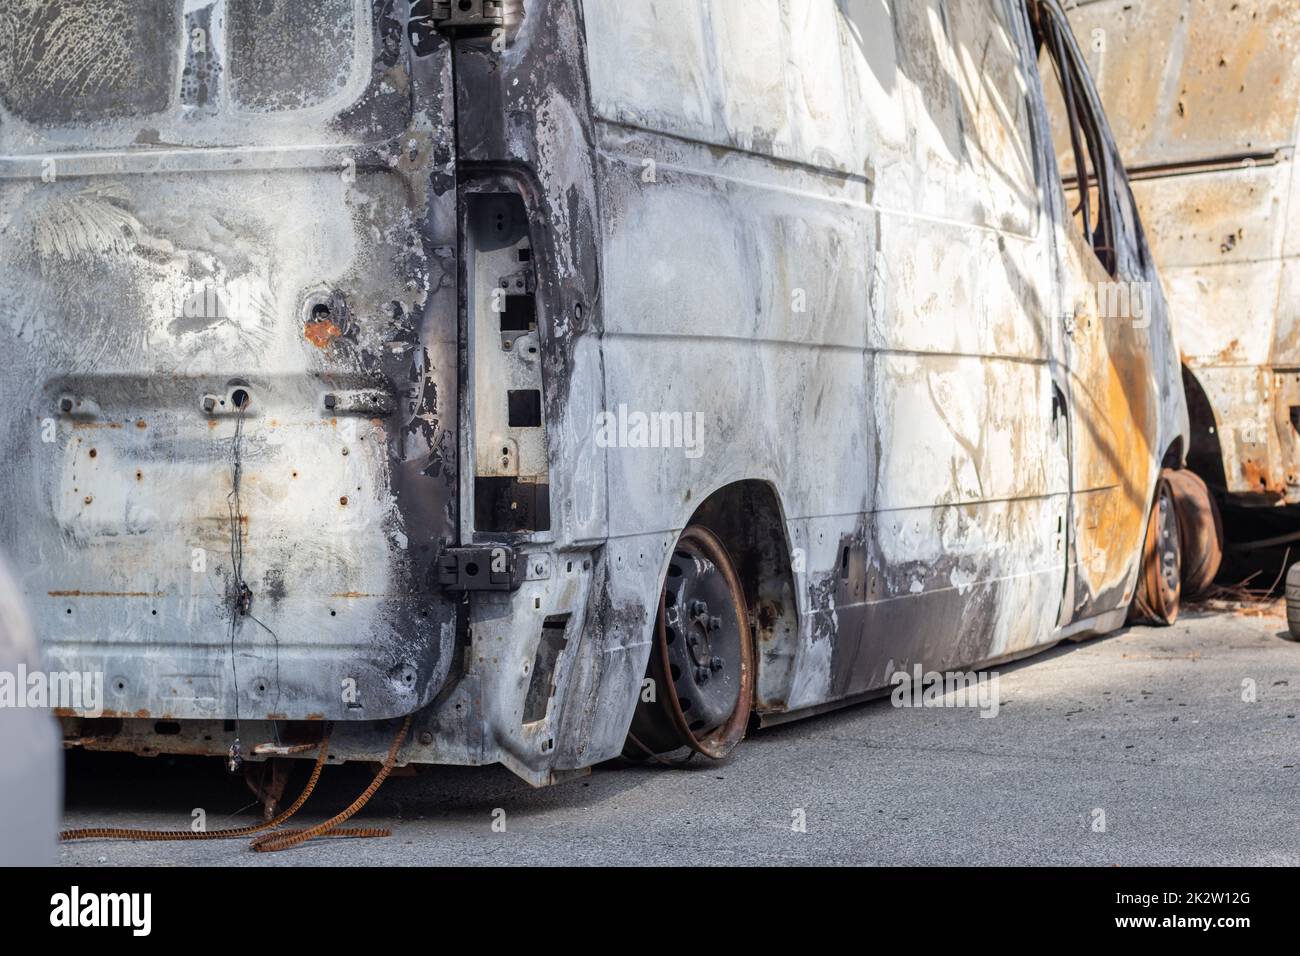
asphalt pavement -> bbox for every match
[58,604,1300,866]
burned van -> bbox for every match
[1,0,1204,786]
[1061,0,1300,511]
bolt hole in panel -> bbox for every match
[0,0,461,721]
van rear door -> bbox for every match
[0,0,461,722]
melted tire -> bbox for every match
[1165,468,1223,599]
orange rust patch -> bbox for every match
[135,419,147,429]
[1241,458,1284,495]
[304,319,342,348]
[1212,338,1244,365]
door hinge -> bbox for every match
[431,0,504,33]
[437,545,524,591]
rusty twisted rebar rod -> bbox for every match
[59,716,411,853]
[249,714,411,852]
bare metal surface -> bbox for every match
[0,0,463,724]
[6,1,1186,788]
[1064,0,1300,503]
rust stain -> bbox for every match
[1241,458,1284,495]
[304,319,342,348]
[1212,338,1244,365]
[48,590,165,598]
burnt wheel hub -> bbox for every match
[1156,489,1180,597]
[663,549,743,733]
[624,525,755,760]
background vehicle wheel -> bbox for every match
[1165,468,1223,599]
[624,525,755,760]
[1285,563,1300,641]
[1129,471,1182,626]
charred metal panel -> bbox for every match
[1035,1,1188,620]
[1064,0,1300,169]
[432,0,617,781]
[17,0,1187,782]
[0,1,463,721]
[1063,0,1300,503]
[586,0,1093,719]
[465,191,551,532]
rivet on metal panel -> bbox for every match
[526,556,551,581]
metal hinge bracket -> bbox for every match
[431,0,504,33]
[437,544,525,591]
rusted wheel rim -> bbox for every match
[1155,487,1181,600]
[651,526,754,759]
[1136,476,1182,624]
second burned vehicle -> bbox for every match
[0,0,1219,786]
[1063,0,1300,516]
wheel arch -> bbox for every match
[1180,363,1228,492]
[685,479,802,714]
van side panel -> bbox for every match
[584,0,1072,715]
